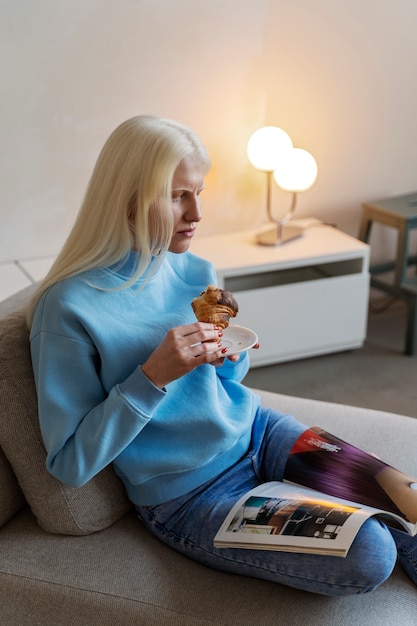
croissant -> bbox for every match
[191,284,238,330]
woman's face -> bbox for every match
[168,155,206,253]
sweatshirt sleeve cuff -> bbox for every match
[218,352,250,380]
[118,365,166,418]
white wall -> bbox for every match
[1,0,417,264]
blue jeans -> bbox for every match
[136,407,397,596]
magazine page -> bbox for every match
[214,482,412,557]
[284,427,417,526]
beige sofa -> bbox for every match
[0,285,416,626]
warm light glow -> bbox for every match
[273,148,318,192]
[247,126,293,172]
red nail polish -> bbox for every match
[221,347,228,354]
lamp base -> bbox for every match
[255,223,304,246]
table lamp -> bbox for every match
[247,126,318,245]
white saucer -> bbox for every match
[221,325,258,355]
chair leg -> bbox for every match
[405,296,417,355]
[358,216,372,243]
[396,222,410,286]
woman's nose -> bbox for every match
[187,195,202,222]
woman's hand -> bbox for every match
[141,322,227,388]
[211,341,260,367]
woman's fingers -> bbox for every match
[141,323,225,388]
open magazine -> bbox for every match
[214,427,417,557]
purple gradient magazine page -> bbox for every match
[284,427,417,526]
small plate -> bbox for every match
[221,325,258,355]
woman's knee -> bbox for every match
[277,518,397,596]
[348,518,397,592]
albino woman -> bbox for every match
[27,115,416,594]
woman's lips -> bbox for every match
[178,227,196,238]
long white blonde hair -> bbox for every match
[26,115,210,327]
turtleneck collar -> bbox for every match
[108,250,165,279]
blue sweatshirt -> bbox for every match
[30,250,259,505]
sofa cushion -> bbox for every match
[0,312,131,535]
[0,445,25,527]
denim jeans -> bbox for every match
[136,407,397,596]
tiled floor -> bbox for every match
[0,256,56,302]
